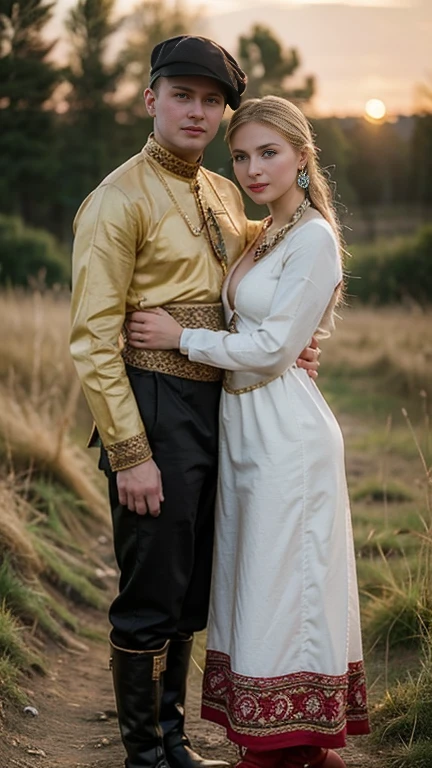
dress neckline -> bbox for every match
[223,210,323,313]
[223,225,265,313]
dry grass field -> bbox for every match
[324,306,432,400]
[0,291,431,766]
[0,291,111,711]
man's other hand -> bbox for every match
[296,337,321,379]
[117,459,164,516]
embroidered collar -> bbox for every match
[143,134,201,180]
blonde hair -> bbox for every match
[226,96,345,273]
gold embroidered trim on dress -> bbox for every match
[106,432,152,472]
[223,371,282,395]
[143,134,200,179]
[123,302,225,383]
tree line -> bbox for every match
[0,0,431,253]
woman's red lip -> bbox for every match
[248,184,268,191]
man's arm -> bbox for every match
[70,183,163,515]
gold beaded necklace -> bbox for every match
[147,157,228,276]
[148,157,206,236]
[254,198,311,262]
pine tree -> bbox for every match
[57,0,125,233]
[121,0,200,117]
[238,25,314,104]
[65,0,121,116]
[0,0,61,222]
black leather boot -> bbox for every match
[160,637,228,768]
[110,641,171,768]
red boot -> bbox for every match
[236,749,285,768]
[283,747,346,768]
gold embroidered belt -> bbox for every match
[122,302,225,382]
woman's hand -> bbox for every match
[127,308,183,350]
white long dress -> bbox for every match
[180,212,369,750]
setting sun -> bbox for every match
[365,98,387,121]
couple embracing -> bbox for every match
[70,34,369,768]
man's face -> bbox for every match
[144,76,226,162]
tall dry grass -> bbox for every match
[0,290,110,706]
[0,289,104,518]
[324,306,432,402]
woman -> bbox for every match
[127,97,369,767]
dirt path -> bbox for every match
[1,632,382,768]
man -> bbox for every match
[70,35,318,768]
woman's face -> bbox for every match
[230,121,306,206]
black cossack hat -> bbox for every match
[149,35,247,110]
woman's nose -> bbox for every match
[247,158,262,177]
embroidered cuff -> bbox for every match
[106,432,152,472]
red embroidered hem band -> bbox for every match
[201,650,370,747]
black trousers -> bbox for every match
[101,367,221,650]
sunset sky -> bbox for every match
[53,0,432,117]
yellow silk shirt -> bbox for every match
[70,135,259,472]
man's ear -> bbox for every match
[144,88,156,117]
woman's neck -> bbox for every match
[267,188,307,231]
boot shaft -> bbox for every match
[110,641,170,768]
[160,637,228,768]
[160,636,193,737]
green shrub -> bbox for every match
[0,214,70,288]
[348,225,432,305]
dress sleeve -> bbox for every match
[70,183,152,471]
[180,221,342,377]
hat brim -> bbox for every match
[150,63,240,110]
